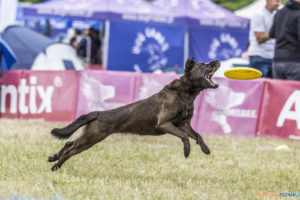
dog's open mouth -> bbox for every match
[205,61,220,88]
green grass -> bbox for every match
[0,119,299,200]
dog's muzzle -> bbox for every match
[205,60,220,88]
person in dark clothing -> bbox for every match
[269,0,300,80]
[76,27,102,64]
[90,29,102,64]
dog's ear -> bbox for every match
[184,58,195,75]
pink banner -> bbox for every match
[195,78,264,137]
[1,71,78,122]
[76,70,137,117]
[1,71,22,119]
[257,79,300,140]
[2,69,300,141]
[133,73,179,101]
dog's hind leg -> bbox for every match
[180,122,210,155]
[51,139,95,171]
[50,122,110,171]
[156,122,191,158]
[48,141,74,162]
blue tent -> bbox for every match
[1,25,54,70]
[0,36,17,71]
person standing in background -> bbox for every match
[248,0,282,78]
[269,0,300,80]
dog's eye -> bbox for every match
[199,63,205,68]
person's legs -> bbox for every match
[283,62,300,81]
[249,56,272,78]
[272,62,286,79]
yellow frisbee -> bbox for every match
[224,67,262,80]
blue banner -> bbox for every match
[22,17,101,40]
[107,22,185,73]
[189,27,249,63]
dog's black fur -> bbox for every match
[48,58,220,171]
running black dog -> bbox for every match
[48,58,220,171]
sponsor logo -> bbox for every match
[81,75,123,111]
[277,90,300,129]
[277,90,300,139]
[208,33,242,60]
[132,27,169,72]
[138,77,163,100]
[1,76,56,114]
[205,85,257,134]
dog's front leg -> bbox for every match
[180,123,210,155]
[156,122,191,158]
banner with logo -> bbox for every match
[76,70,137,117]
[107,22,185,73]
[194,78,264,137]
[23,17,102,39]
[257,79,300,140]
[133,73,179,101]
[189,27,249,63]
[1,71,78,121]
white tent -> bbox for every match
[0,0,18,32]
[235,0,283,19]
[234,0,267,19]
[32,43,84,70]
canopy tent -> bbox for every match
[0,25,84,70]
[21,0,248,28]
[20,0,249,72]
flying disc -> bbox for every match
[224,67,262,80]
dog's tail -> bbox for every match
[51,112,99,139]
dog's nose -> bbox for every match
[209,60,220,66]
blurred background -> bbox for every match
[1,0,270,74]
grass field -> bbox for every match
[0,119,299,200]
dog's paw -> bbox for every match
[201,145,210,155]
[51,164,60,171]
[48,154,58,162]
[184,145,191,158]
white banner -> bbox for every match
[0,0,18,32]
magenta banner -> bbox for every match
[3,70,300,141]
[194,78,264,137]
[134,73,179,101]
[1,71,78,121]
[76,70,137,117]
[1,71,22,119]
[257,79,300,140]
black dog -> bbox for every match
[48,58,220,171]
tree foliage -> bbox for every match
[212,0,256,11]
